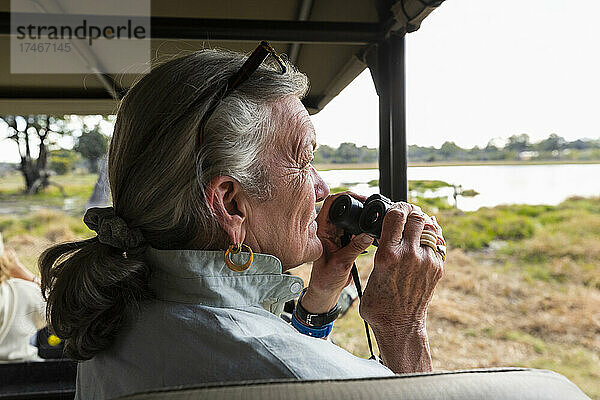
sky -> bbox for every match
[311,0,600,149]
[2,0,600,162]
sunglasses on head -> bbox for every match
[197,41,286,149]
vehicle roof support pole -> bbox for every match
[389,33,408,202]
[375,40,392,199]
[367,33,408,202]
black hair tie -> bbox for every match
[83,207,146,254]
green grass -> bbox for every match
[330,186,350,194]
[438,199,600,252]
[0,209,93,241]
[461,189,479,197]
[499,330,548,354]
[434,197,600,289]
[492,329,600,397]
[525,347,600,399]
[0,173,97,194]
[0,172,98,216]
[412,196,454,214]
[410,180,452,191]
[496,199,600,287]
[439,208,537,250]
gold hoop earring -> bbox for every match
[224,243,254,272]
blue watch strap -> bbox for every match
[291,311,334,338]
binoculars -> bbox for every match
[328,193,393,239]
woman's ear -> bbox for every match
[205,176,248,244]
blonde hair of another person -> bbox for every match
[0,232,8,284]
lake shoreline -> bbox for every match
[317,163,600,211]
[315,159,600,170]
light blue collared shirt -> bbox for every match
[75,247,394,399]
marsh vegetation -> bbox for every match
[0,172,598,398]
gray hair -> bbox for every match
[39,48,309,360]
[110,48,309,249]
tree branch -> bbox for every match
[24,118,32,160]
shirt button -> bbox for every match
[290,282,302,294]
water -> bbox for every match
[2,164,598,215]
[318,164,600,211]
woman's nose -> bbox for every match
[311,166,329,202]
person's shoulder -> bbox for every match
[8,277,40,291]
[7,278,44,301]
[225,308,394,379]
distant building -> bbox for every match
[518,151,539,160]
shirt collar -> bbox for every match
[145,247,305,315]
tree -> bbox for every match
[357,145,377,163]
[536,133,566,153]
[49,149,80,175]
[439,141,463,159]
[566,139,589,150]
[314,145,334,164]
[75,127,109,173]
[484,140,499,152]
[0,115,69,194]
[506,134,531,152]
[336,142,359,163]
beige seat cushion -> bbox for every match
[119,368,591,400]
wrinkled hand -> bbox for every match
[302,192,374,314]
[359,203,444,331]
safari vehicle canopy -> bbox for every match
[0,0,444,202]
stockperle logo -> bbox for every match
[10,0,150,74]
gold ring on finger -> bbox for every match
[421,233,438,244]
[436,244,447,261]
[420,238,437,249]
[420,240,437,254]
[436,235,446,246]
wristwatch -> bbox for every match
[294,289,341,327]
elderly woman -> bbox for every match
[40,43,445,400]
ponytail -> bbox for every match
[39,236,152,360]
